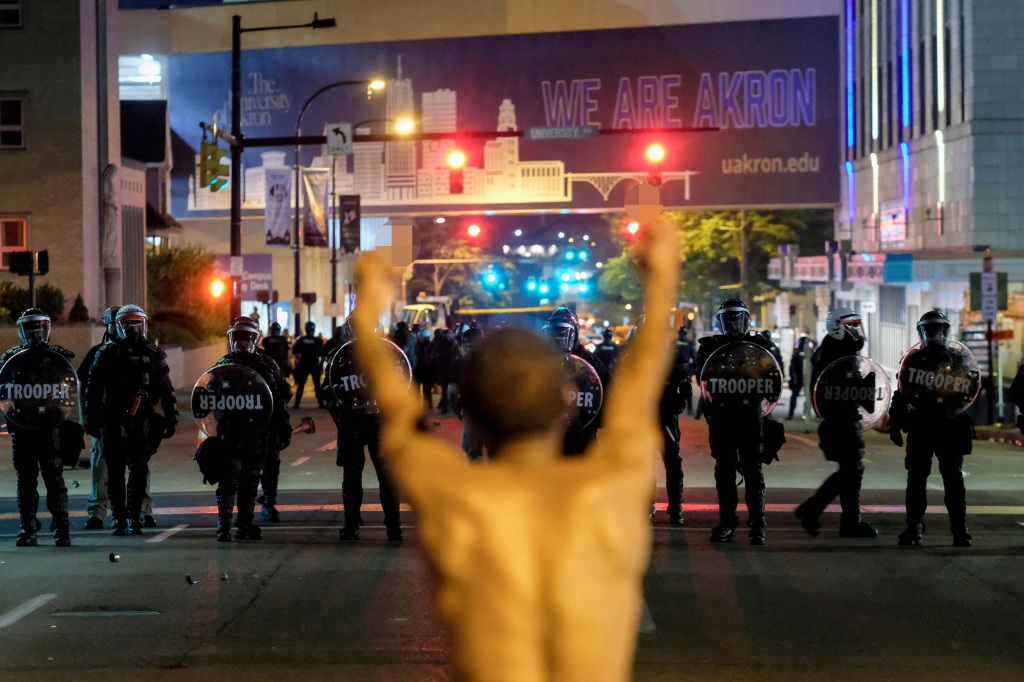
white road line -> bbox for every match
[145,524,189,544]
[639,598,656,633]
[291,456,311,467]
[317,440,338,452]
[0,594,57,629]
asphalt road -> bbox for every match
[1,402,1023,681]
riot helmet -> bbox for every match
[268,321,282,337]
[602,327,614,342]
[227,316,261,354]
[715,299,749,337]
[103,306,122,339]
[304,321,316,337]
[17,308,51,346]
[678,326,690,341]
[115,304,148,342]
[542,306,580,353]
[462,327,485,349]
[917,310,950,345]
[826,307,865,348]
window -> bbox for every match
[0,1,21,28]
[0,98,24,148]
[0,217,26,268]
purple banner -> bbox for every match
[170,17,839,216]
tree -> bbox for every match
[68,294,89,322]
[146,245,228,346]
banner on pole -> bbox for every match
[302,168,330,247]
[264,167,292,246]
[339,195,361,253]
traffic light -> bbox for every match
[210,277,226,298]
[645,143,665,187]
[626,221,640,238]
[466,223,481,239]
[200,140,229,192]
[8,251,32,275]
[448,150,466,194]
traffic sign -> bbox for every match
[525,125,599,141]
[981,296,998,323]
[984,328,1014,341]
[325,122,352,156]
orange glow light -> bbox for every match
[447,150,466,169]
[210,278,226,298]
[627,221,640,235]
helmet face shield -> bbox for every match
[717,309,749,336]
[18,316,51,346]
[117,317,147,342]
[229,329,260,354]
[543,323,577,354]
[918,321,950,345]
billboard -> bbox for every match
[169,17,839,217]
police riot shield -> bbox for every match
[563,354,604,430]
[812,356,892,429]
[191,363,274,438]
[0,347,78,430]
[325,338,412,415]
[699,341,782,417]
[897,340,981,418]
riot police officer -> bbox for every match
[542,306,609,455]
[697,299,783,545]
[594,328,620,375]
[327,316,403,542]
[261,321,291,379]
[653,320,693,525]
[84,304,178,536]
[292,320,325,408]
[888,310,975,547]
[794,308,877,538]
[676,327,697,415]
[213,317,292,541]
[2,309,75,547]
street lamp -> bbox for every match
[231,12,336,322]
[291,80,385,335]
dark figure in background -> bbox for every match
[1008,362,1024,438]
[649,320,693,525]
[888,310,974,547]
[413,328,437,409]
[292,321,325,409]
[3,310,74,547]
[329,320,403,542]
[85,305,177,537]
[80,307,157,529]
[402,323,420,372]
[697,299,780,545]
[214,317,292,541]
[542,306,609,455]
[788,331,811,420]
[794,309,877,538]
[261,322,291,380]
[430,329,462,414]
[323,324,347,360]
[452,327,486,461]
[675,327,697,415]
[593,328,620,376]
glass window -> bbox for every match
[0,217,27,268]
[0,1,21,28]
[0,97,24,148]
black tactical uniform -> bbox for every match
[593,329,620,376]
[697,299,781,545]
[3,309,74,547]
[261,322,291,378]
[85,305,178,536]
[292,322,325,408]
[888,310,974,547]
[326,336,402,542]
[659,334,694,524]
[794,309,877,538]
[213,318,292,541]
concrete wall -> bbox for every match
[164,340,225,393]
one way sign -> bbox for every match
[324,122,352,156]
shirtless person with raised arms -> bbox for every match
[351,215,679,682]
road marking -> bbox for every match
[145,524,188,544]
[639,598,656,633]
[786,433,819,447]
[52,610,159,618]
[317,440,338,452]
[291,456,311,467]
[0,594,57,629]
[927,483,944,492]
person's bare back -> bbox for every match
[352,216,680,681]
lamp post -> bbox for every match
[230,12,336,322]
[292,82,385,336]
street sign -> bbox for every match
[984,328,1014,342]
[524,125,599,141]
[981,296,998,322]
[859,300,876,313]
[324,122,352,156]
[969,271,1008,311]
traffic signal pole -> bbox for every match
[229,15,242,321]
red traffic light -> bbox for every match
[467,224,481,238]
[210,278,226,298]
[447,150,466,169]
[645,143,666,164]
[626,221,640,235]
